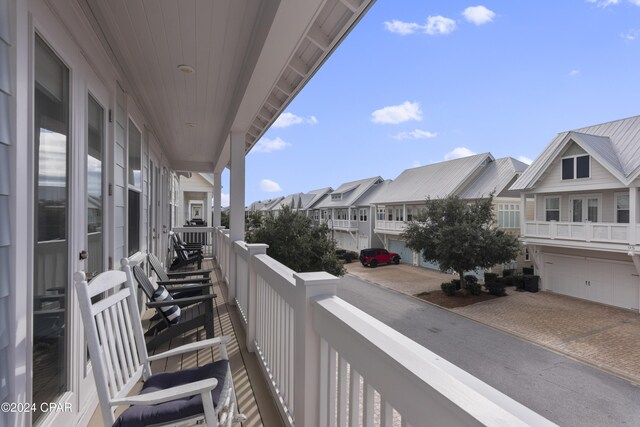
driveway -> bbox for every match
[346,262,640,384]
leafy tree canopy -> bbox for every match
[401,195,520,284]
[246,206,345,276]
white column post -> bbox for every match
[205,191,212,226]
[228,131,245,304]
[520,192,527,236]
[246,243,268,352]
[630,187,638,245]
[293,272,338,427]
[213,172,222,227]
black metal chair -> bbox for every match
[132,265,215,351]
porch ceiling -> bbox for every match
[74,0,374,173]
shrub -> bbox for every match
[502,268,516,277]
[467,281,482,296]
[451,279,461,290]
[464,274,478,285]
[503,274,524,288]
[486,283,507,296]
[523,275,540,292]
[484,272,499,286]
[441,282,457,296]
[347,251,358,262]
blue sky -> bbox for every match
[223,0,640,205]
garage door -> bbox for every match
[545,254,639,310]
[388,239,413,264]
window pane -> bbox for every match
[587,198,598,222]
[618,210,630,224]
[33,35,69,423]
[572,199,583,222]
[562,158,574,180]
[128,190,140,256]
[128,121,141,188]
[617,194,630,210]
[576,155,590,179]
[546,197,559,210]
[87,95,104,280]
[546,210,560,221]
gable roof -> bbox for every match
[458,157,528,199]
[315,176,384,209]
[370,153,494,204]
[299,187,332,210]
[512,115,640,190]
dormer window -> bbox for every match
[562,155,590,180]
[331,193,342,200]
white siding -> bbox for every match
[535,155,624,193]
[114,83,126,261]
[535,190,619,223]
[0,0,10,420]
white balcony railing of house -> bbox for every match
[525,221,635,245]
[213,227,556,427]
[374,219,406,232]
[331,219,358,230]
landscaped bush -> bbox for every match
[503,274,524,289]
[467,281,482,296]
[451,279,461,290]
[347,251,359,262]
[441,282,457,296]
[484,272,499,286]
[502,268,516,277]
[464,274,478,285]
[486,282,507,296]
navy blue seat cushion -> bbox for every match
[115,360,229,427]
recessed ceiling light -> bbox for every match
[177,64,195,74]
[185,122,196,127]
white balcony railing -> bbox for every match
[172,226,216,257]
[330,219,358,230]
[375,219,406,232]
[213,227,555,427]
[525,221,633,244]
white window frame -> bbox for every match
[497,203,520,228]
[544,196,561,222]
[615,192,630,224]
[561,154,591,181]
[359,208,368,222]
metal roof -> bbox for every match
[458,157,528,199]
[512,115,640,190]
[370,153,494,204]
[315,176,384,209]
[299,187,332,210]
[355,180,393,206]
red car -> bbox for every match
[359,248,401,268]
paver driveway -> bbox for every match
[346,262,640,384]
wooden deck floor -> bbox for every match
[87,259,283,426]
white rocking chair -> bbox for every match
[74,259,245,427]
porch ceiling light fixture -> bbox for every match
[177,64,195,73]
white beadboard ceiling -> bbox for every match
[74,0,375,172]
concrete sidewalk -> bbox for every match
[346,261,640,384]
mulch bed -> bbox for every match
[415,290,500,309]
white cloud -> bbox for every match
[425,16,457,35]
[462,6,496,25]
[517,156,533,165]
[221,193,230,206]
[630,0,640,5]
[621,29,640,41]
[392,129,438,140]
[253,137,291,153]
[586,0,620,7]
[371,101,423,124]
[444,147,477,161]
[384,19,422,35]
[569,69,580,76]
[260,179,282,193]
[272,112,318,128]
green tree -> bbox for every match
[246,206,345,276]
[245,210,263,232]
[401,195,520,286]
[221,210,230,228]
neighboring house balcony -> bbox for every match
[374,219,407,234]
[320,218,359,231]
[523,221,639,249]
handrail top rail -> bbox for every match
[172,226,217,232]
[313,296,557,427]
